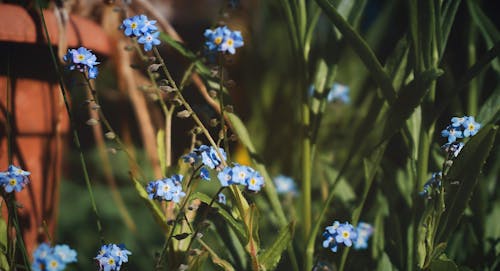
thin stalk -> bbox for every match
[467,25,478,116]
[218,54,230,159]
[152,48,225,166]
[6,50,12,165]
[36,0,104,242]
[9,200,31,270]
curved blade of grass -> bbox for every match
[259,222,295,271]
[477,85,500,126]
[439,0,462,57]
[467,0,500,72]
[314,0,397,104]
[198,238,236,271]
[436,125,498,243]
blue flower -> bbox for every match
[121,15,143,37]
[451,116,467,127]
[137,14,158,34]
[63,47,99,79]
[334,223,357,247]
[204,26,243,54]
[463,117,480,137]
[441,125,463,143]
[95,243,131,271]
[246,171,265,192]
[322,221,359,252]
[218,193,226,204]
[53,244,77,264]
[273,175,298,196]
[441,141,464,158]
[419,172,442,198]
[353,222,374,250]
[0,165,30,193]
[200,146,227,169]
[220,29,244,54]
[204,26,228,51]
[200,167,211,181]
[217,166,233,187]
[327,83,350,104]
[147,176,185,203]
[32,243,77,271]
[138,31,161,51]
[231,164,251,185]
[88,66,99,79]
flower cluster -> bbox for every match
[0,165,30,193]
[217,163,265,192]
[322,221,374,252]
[419,172,442,199]
[273,175,298,196]
[308,82,350,104]
[120,14,160,51]
[204,26,244,54]
[147,174,186,203]
[441,116,481,144]
[95,243,131,271]
[353,222,374,250]
[327,83,350,104]
[32,243,77,271]
[183,145,227,178]
[63,47,99,79]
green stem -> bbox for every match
[218,54,230,159]
[37,0,104,243]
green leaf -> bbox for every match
[439,0,462,57]
[314,0,397,103]
[159,33,197,60]
[430,254,458,271]
[376,252,397,271]
[467,0,500,72]
[190,192,248,243]
[189,250,209,271]
[436,125,498,243]
[477,85,500,126]
[0,216,9,271]
[198,238,236,271]
[259,222,295,271]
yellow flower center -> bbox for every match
[342,231,350,238]
[239,172,246,179]
[9,178,17,186]
[249,178,256,185]
[214,36,222,45]
[468,124,475,130]
[108,258,115,265]
[49,260,58,267]
[131,22,137,29]
[226,38,234,46]
[77,54,85,61]
[163,185,170,192]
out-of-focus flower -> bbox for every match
[31,242,77,271]
[273,175,298,196]
[353,222,374,250]
[327,83,350,104]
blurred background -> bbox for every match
[1,0,500,270]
